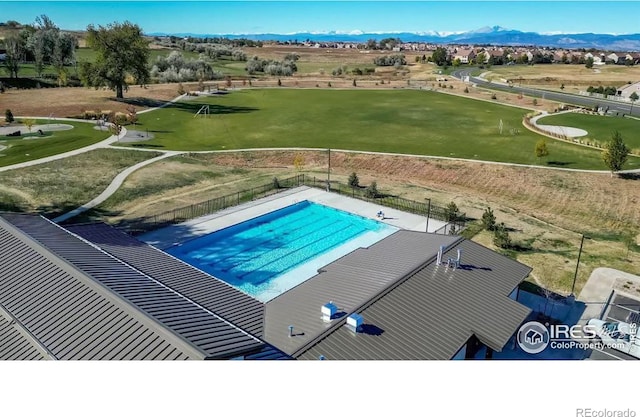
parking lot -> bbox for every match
[587,292,640,361]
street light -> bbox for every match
[425,198,431,233]
[571,234,590,296]
[326,148,331,192]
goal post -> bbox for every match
[194,105,210,118]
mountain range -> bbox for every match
[148,26,640,51]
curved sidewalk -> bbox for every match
[52,151,181,223]
[0,126,125,173]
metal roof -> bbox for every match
[263,231,461,356]
[298,239,532,360]
[0,216,193,360]
[66,222,264,337]
[263,231,531,359]
[1,213,267,359]
[0,307,47,360]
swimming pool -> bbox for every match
[166,201,397,302]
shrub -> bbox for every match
[481,207,496,231]
[493,222,512,249]
[348,172,359,188]
[535,139,549,157]
[5,109,14,123]
[364,181,379,198]
[444,201,460,222]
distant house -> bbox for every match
[616,81,640,99]
[607,52,622,64]
[625,53,640,65]
[584,52,604,65]
[454,48,476,64]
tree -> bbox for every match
[5,109,14,123]
[481,207,496,231]
[493,222,512,249]
[602,131,630,175]
[348,172,359,188]
[126,105,138,125]
[630,91,639,114]
[22,118,36,133]
[535,139,549,158]
[81,21,150,99]
[444,201,460,222]
[431,47,449,67]
[364,181,379,198]
[585,57,594,69]
[3,34,25,78]
[293,154,305,171]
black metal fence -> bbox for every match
[122,173,465,235]
[122,174,305,235]
[302,176,465,233]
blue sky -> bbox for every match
[3,1,640,35]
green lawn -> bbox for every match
[0,120,109,167]
[537,112,640,151]
[128,89,636,170]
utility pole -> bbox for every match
[326,148,331,192]
[571,234,588,296]
[425,198,431,232]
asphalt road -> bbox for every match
[451,68,639,117]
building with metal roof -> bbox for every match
[1,207,530,361]
[0,213,289,360]
[263,231,532,360]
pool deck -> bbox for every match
[141,186,447,249]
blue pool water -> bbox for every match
[167,201,397,301]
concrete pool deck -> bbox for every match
[141,186,447,249]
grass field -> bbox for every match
[129,89,632,170]
[537,112,640,152]
[0,120,109,167]
[0,148,159,216]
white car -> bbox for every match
[587,318,640,359]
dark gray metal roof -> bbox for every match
[1,213,266,359]
[0,308,47,360]
[66,222,264,337]
[297,238,532,360]
[263,231,461,355]
[0,216,193,360]
[263,231,531,360]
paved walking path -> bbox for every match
[52,151,181,223]
[0,126,125,173]
[529,111,588,138]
